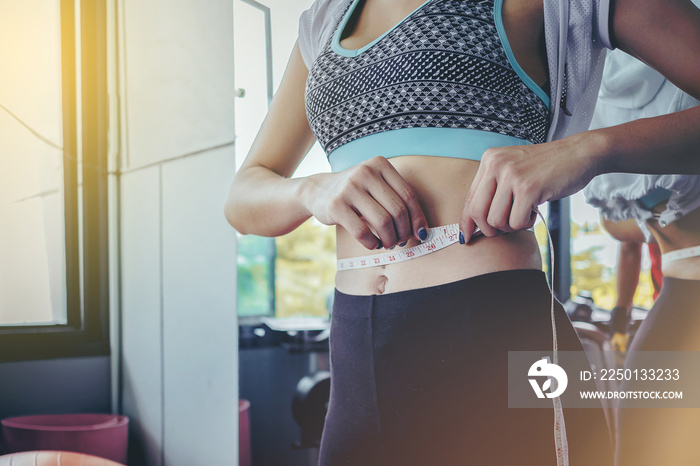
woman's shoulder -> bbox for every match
[298,0,350,69]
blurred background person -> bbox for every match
[584,46,700,466]
[598,217,662,353]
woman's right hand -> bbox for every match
[302,156,429,250]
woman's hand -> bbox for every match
[301,156,429,250]
[459,133,603,243]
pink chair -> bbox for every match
[1,414,128,464]
[0,451,123,466]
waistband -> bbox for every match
[333,268,549,316]
[328,127,532,172]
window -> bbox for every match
[0,0,110,362]
[0,1,67,328]
[234,0,335,320]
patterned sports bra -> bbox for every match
[305,0,551,172]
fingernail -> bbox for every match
[375,241,383,249]
[390,245,395,250]
[399,241,407,247]
[418,227,427,241]
[459,230,465,245]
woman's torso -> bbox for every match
[328,0,548,295]
[335,157,543,295]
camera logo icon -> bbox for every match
[528,357,568,399]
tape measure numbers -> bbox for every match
[337,223,465,271]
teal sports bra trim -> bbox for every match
[493,0,550,107]
[332,0,432,57]
[327,127,532,172]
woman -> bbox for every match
[585,47,700,466]
[225,0,700,464]
[597,217,662,353]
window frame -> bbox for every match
[548,198,572,303]
[235,0,276,318]
[0,0,110,362]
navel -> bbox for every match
[375,274,388,294]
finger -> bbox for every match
[373,157,428,241]
[526,208,539,230]
[364,176,412,248]
[487,186,515,233]
[352,192,399,249]
[468,155,488,199]
[467,177,500,237]
[510,194,538,231]
[461,167,486,244]
[334,203,381,250]
[463,154,499,240]
[459,195,477,244]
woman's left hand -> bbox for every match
[459,132,602,243]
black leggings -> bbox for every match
[318,269,613,466]
[616,277,700,466]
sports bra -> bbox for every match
[304,0,552,172]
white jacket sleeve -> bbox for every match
[298,0,348,70]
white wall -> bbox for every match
[117,1,238,464]
[119,0,236,169]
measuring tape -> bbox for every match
[336,223,464,271]
[662,245,700,264]
[537,208,569,466]
[336,212,569,466]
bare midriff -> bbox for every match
[646,203,700,280]
[333,0,548,296]
[335,156,543,296]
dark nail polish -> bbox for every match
[390,245,395,250]
[459,230,465,245]
[418,227,427,241]
[399,241,407,247]
[376,241,383,249]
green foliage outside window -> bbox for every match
[237,219,336,318]
[237,235,274,317]
[275,219,336,318]
[569,221,655,311]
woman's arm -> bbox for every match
[224,43,428,249]
[602,217,648,350]
[460,0,700,242]
[601,217,645,311]
[595,0,700,174]
[224,42,317,237]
